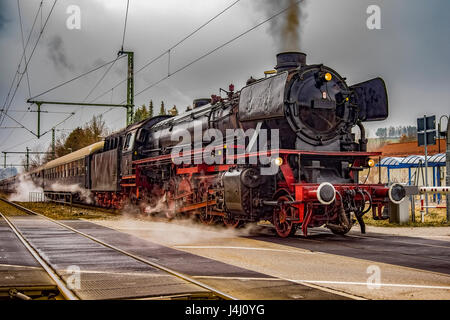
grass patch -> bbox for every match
[15,202,119,220]
[363,208,449,228]
[0,199,28,216]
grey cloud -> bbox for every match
[0,1,11,33]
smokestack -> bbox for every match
[275,52,306,73]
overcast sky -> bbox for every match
[0,0,449,168]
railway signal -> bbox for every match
[417,115,437,215]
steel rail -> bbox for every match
[0,212,79,300]
[0,197,237,300]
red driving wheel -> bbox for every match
[199,209,215,225]
[273,194,297,238]
[222,215,242,228]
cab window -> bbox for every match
[123,130,136,152]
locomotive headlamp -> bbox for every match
[274,157,283,166]
[324,72,332,81]
[367,159,375,167]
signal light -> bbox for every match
[324,73,332,81]
[368,159,375,167]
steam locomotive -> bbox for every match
[0,52,406,237]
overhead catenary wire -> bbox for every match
[121,0,130,51]
[17,0,32,99]
[0,111,36,137]
[1,0,36,149]
[1,0,128,156]
[1,0,129,156]
[2,137,36,153]
[28,56,126,101]
[90,0,241,104]
[98,0,302,119]
[25,0,132,123]
[1,0,58,127]
[5,0,284,161]
[82,55,125,103]
[1,0,43,125]
[0,0,58,150]
[131,0,304,100]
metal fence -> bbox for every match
[28,191,73,213]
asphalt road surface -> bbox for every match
[89,218,450,300]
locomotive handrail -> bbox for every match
[132,148,382,165]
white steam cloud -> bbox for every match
[9,174,43,202]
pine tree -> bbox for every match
[160,101,166,115]
[134,105,149,123]
[149,100,154,118]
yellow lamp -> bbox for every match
[274,157,283,166]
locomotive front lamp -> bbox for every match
[324,72,332,81]
[274,157,283,166]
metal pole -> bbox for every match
[3,152,6,168]
[446,117,450,222]
[37,103,41,138]
[378,156,381,184]
[52,128,56,160]
[118,50,134,126]
[424,115,429,217]
[127,51,134,126]
[26,147,29,172]
[409,168,415,222]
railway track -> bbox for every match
[0,197,235,300]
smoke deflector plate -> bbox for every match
[239,71,288,122]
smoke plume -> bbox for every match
[47,35,74,71]
[257,0,307,51]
